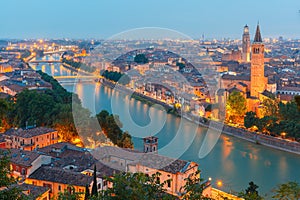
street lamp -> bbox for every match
[217,180,223,187]
[281,132,286,139]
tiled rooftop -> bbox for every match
[28,166,93,186]
[11,183,49,199]
[0,149,40,167]
[4,127,56,138]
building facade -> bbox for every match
[250,24,268,98]
[4,127,59,151]
[242,25,251,62]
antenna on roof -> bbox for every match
[25,121,28,130]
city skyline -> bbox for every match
[1,0,300,39]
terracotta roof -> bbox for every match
[4,127,56,138]
[28,166,93,186]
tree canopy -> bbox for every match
[226,91,246,124]
[134,54,149,64]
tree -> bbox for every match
[57,185,82,200]
[0,151,26,199]
[226,91,246,123]
[91,165,98,197]
[85,184,90,200]
[295,95,300,111]
[118,131,134,149]
[97,172,174,200]
[261,98,278,117]
[0,98,13,132]
[181,170,210,200]
[176,62,186,70]
[134,54,149,64]
[272,181,300,199]
[244,111,257,129]
[239,181,263,200]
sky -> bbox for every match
[1,0,300,39]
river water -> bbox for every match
[30,55,300,195]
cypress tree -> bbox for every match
[91,165,98,197]
[84,184,90,200]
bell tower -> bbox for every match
[143,136,158,153]
[250,23,266,98]
[242,25,251,62]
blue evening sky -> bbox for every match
[1,0,300,39]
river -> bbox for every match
[30,55,300,195]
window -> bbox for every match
[36,138,38,142]
[103,181,107,187]
[58,185,61,191]
[67,186,72,194]
[21,168,26,175]
[156,177,160,184]
[167,179,171,188]
[98,183,101,189]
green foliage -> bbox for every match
[238,181,263,200]
[244,111,257,129]
[91,166,98,197]
[96,111,133,148]
[56,185,83,200]
[13,89,55,127]
[0,151,26,200]
[176,62,185,70]
[94,172,174,200]
[118,131,134,148]
[272,181,300,199]
[244,99,300,140]
[85,185,90,200]
[0,98,13,131]
[261,98,278,117]
[62,58,95,73]
[181,170,211,200]
[226,91,246,123]
[101,70,130,85]
[134,54,149,64]
[295,95,300,111]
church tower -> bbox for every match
[242,25,251,62]
[250,23,267,98]
[143,136,158,153]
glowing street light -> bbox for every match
[217,180,223,187]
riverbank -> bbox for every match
[99,78,300,155]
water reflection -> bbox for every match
[31,58,300,194]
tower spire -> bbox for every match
[254,23,262,43]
